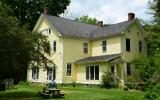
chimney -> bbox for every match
[44,7,49,15]
[128,13,135,21]
[97,21,103,27]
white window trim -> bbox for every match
[32,67,39,80]
[50,40,56,53]
[47,69,55,80]
[102,40,107,53]
[66,63,72,77]
[86,64,99,80]
[83,43,88,54]
[40,28,51,35]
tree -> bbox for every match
[0,5,53,83]
[75,15,97,25]
[132,1,160,99]
[1,0,70,30]
[149,0,160,24]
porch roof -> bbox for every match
[75,54,121,64]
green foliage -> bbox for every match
[0,5,53,83]
[149,0,160,24]
[144,84,160,100]
[1,0,70,29]
[101,72,114,88]
[18,81,30,85]
[125,76,138,89]
[132,55,156,82]
[75,15,97,25]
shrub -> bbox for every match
[144,84,160,100]
[18,81,30,85]
[101,72,114,88]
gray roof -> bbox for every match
[75,54,121,64]
[44,14,136,39]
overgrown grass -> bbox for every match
[0,84,144,100]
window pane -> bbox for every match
[139,41,142,52]
[111,66,114,74]
[53,41,56,52]
[53,69,56,80]
[86,66,89,80]
[83,43,88,53]
[90,66,94,80]
[32,67,39,80]
[47,69,52,80]
[67,63,72,76]
[95,65,99,80]
[126,39,130,51]
[127,63,131,76]
[102,40,107,52]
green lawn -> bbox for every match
[0,85,144,100]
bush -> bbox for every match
[125,76,139,90]
[18,81,30,85]
[144,84,160,100]
[101,72,115,88]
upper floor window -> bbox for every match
[127,63,131,76]
[83,43,88,53]
[102,40,107,52]
[50,41,56,53]
[139,40,142,52]
[48,29,51,35]
[66,63,72,76]
[86,65,99,80]
[126,38,130,51]
[32,67,39,80]
[41,28,51,35]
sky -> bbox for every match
[61,0,153,24]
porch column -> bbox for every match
[120,63,124,85]
[114,64,117,83]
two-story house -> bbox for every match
[27,11,147,85]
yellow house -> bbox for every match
[27,12,147,85]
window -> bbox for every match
[41,28,51,35]
[48,29,51,35]
[32,67,39,80]
[126,38,130,51]
[86,65,99,80]
[102,40,107,52]
[127,63,131,76]
[50,41,56,53]
[139,40,142,52]
[83,43,88,53]
[66,63,72,76]
[47,68,56,80]
[111,65,114,74]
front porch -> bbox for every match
[74,54,129,85]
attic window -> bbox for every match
[48,29,51,34]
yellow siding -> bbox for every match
[28,17,64,83]
[122,22,147,62]
[63,38,91,83]
[91,37,121,56]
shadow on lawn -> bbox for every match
[0,91,64,100]
[0,91,40,99]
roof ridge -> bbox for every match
[43,14,98,27]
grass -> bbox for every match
[0,84,144,100]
